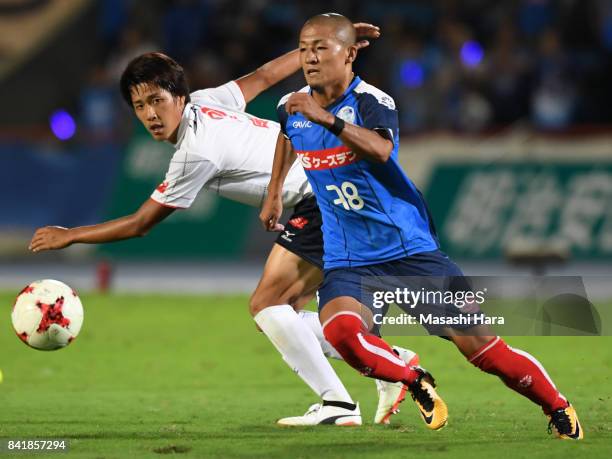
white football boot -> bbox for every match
[277,402,362,426]
[374,346,419,424]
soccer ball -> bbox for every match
[11,279,84,351]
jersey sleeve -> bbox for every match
[356,91,399,144]
[276,93,291,138]
[150,151,220,208]
[190,81,246,111]
[276,104,289,138]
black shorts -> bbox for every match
[275,196,324,269]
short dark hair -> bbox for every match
[119,52,190,107]
[303,13,356,46]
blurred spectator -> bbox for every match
[389,31,443,131]
[597,0,612,51]
[485,22,532,125]
[186,51,231,90]
[163,0,212,64]
[79,65,119,140]
[12,0,612,136]
[518,0,554,39]
[97,0,131,52]
[105,27,159,82]
[531,28,576,129]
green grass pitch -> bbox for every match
[1,292,611,458]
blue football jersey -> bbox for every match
[277,76,439,269]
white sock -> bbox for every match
[254,305,353,403]
[298,310,343,360]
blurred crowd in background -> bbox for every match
[3,0,612,266]
[82,0,612,136]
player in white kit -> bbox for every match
[29,27,423,426]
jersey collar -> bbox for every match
[309,75,362,111]
[170,102,196,147]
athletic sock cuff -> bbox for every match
[468,336,503,363]
[253,304,294,324]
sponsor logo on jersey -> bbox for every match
[156,181,169,193]
[200,106,227,120]
[336,106,356,124]
[289,216,309,229]
[296,145,357,171]
[292,120,313,128]
[200,106,269,128]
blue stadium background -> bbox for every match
[2,0,612,292]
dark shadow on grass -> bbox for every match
[234,437,554,459]
[153,444,192,454]
[4,420,193,426]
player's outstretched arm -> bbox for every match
[260,132,296,232]
[28,199,175,252]
[236,23,380,103]
[286,93,393,163]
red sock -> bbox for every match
[469,337,568,414]
[322,312,419,384]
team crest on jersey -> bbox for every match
[336,106,355,124]
[380,95,395,109]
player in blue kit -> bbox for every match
[261,13,582,439]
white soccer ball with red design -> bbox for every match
[11,279,84,350]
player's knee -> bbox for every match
[248,293,268,317]
[249,275,306,316]
[249,285,286,317]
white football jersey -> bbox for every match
[150,81,312,209]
